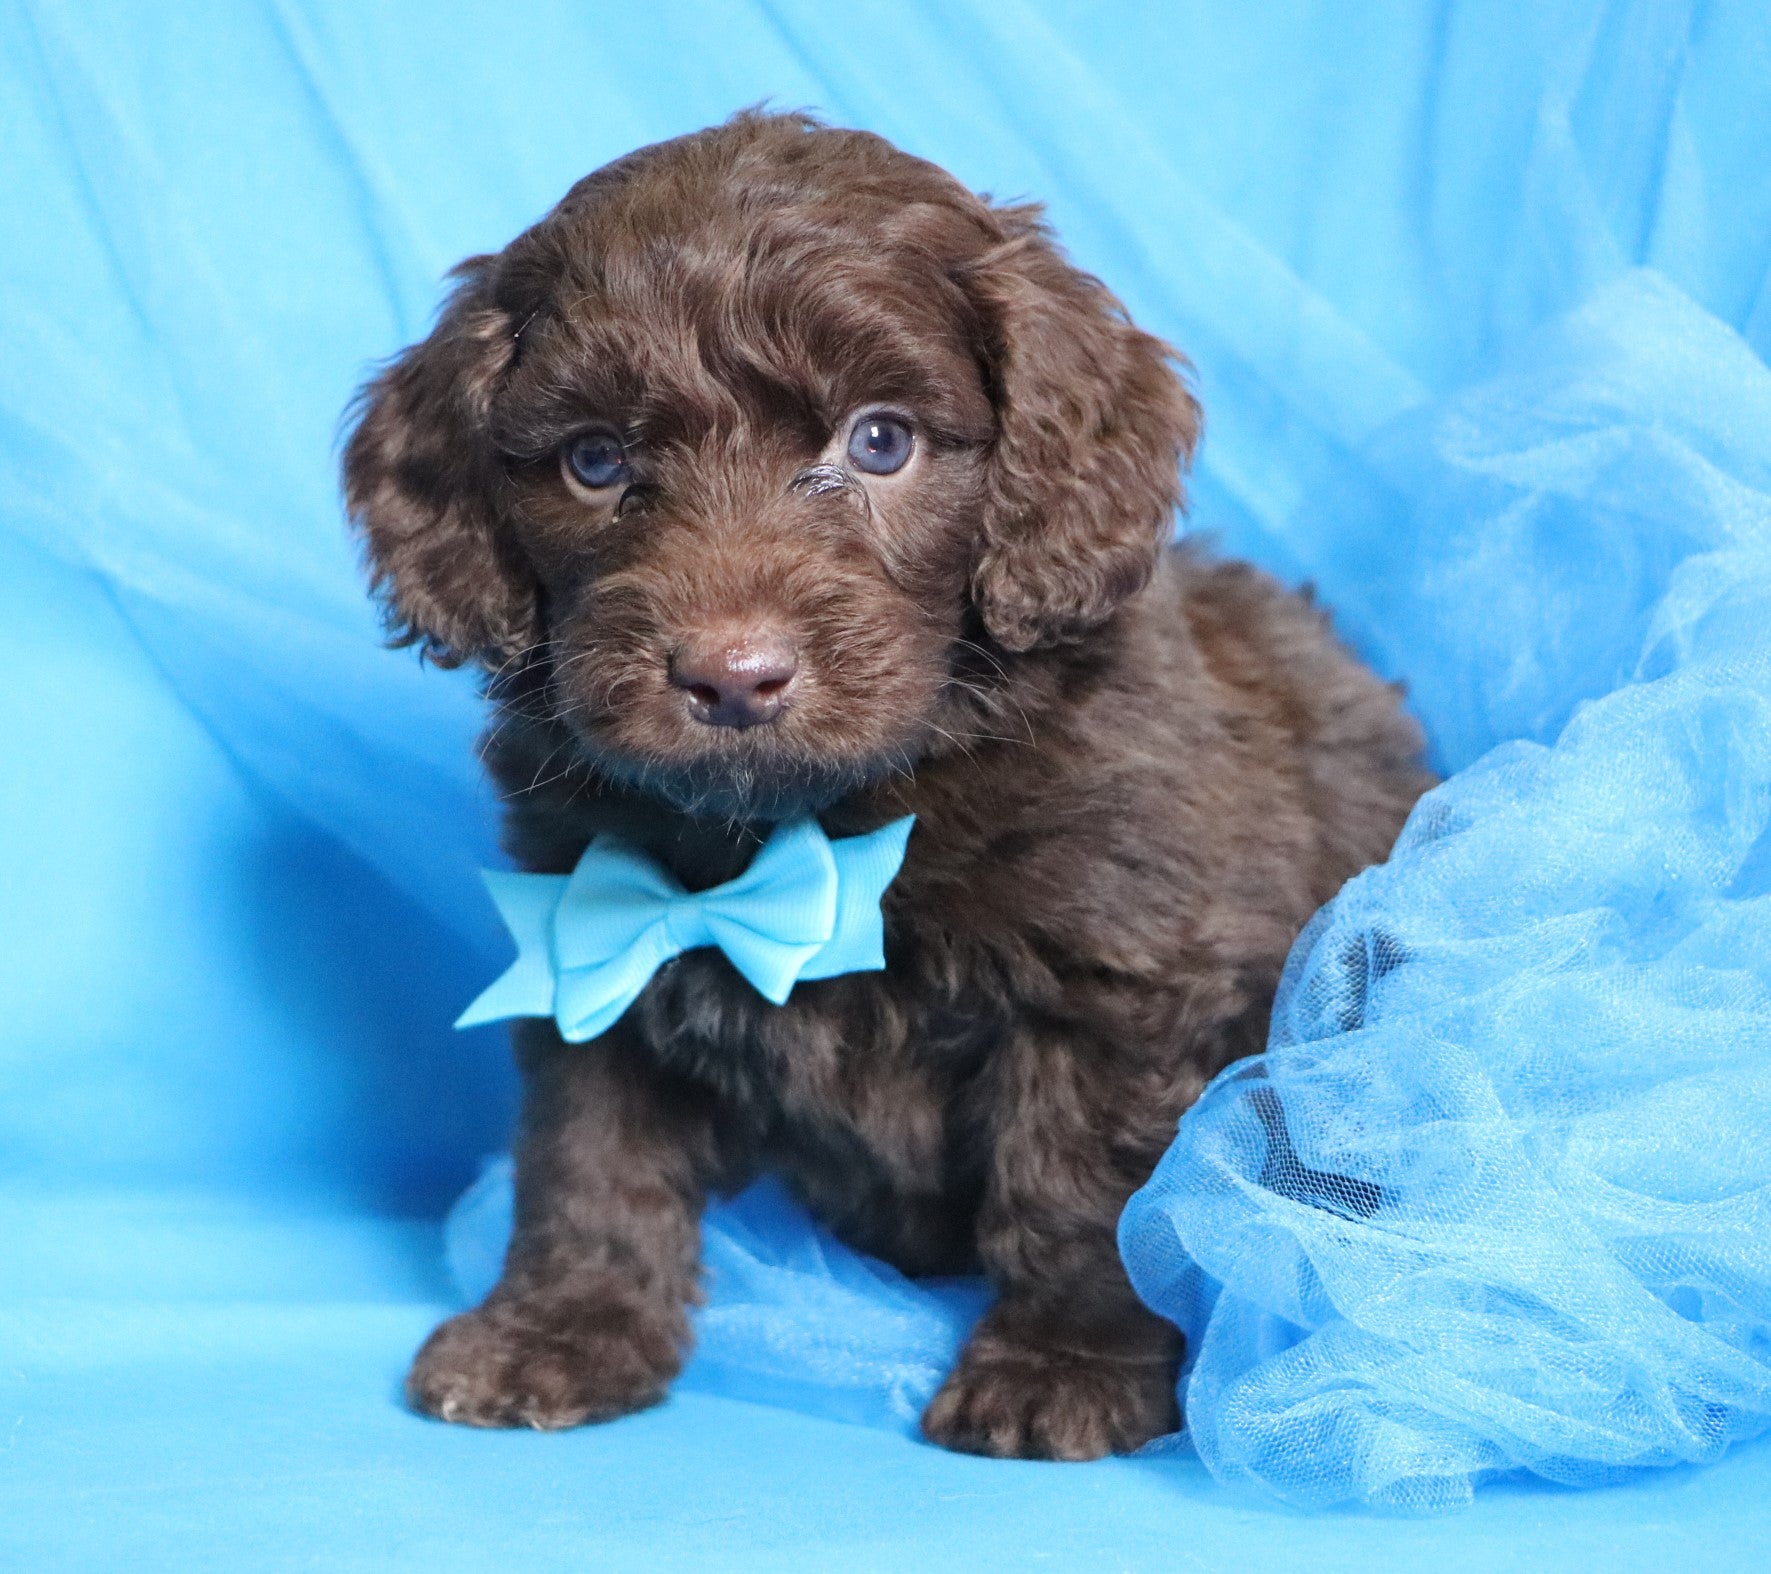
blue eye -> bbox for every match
[846,414,914,475]
[565,431,629,490]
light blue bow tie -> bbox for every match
[456,815,915,1043]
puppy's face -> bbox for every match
[492,213,996,818]
[346,114,1198,821]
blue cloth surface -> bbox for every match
[5,0,1771,1562]
[1121,270,1771,1510]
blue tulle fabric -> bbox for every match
[9,0,1771,1540]
[1119,271,1771,1510]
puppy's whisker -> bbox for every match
[951,637,1013,684]
[519,734,580,797]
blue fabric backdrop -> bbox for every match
[5,0,1771,1563]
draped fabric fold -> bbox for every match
[1119,270,1771,1511]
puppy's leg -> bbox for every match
[923,1022,1185,1460]
[408,1019,718,1430]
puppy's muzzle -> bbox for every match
[669,627,799,729]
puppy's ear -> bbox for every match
[343,257,537,668]
[964,210,1200,652]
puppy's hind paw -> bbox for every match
[922,1336,1179,1462]
[406,1299,683,1431]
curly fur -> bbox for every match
[343,111,1433,1460]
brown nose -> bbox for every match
[669,630,799,728]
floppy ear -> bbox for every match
[342,257,538,668]
[964,209,1200,652]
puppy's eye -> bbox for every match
[564,431,629,491]
[846,415,914,476]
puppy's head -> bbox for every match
[344,112,1198,820]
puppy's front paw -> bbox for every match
[406,1298,683,1430]
[922,1333,1179,1461]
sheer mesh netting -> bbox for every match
[1120,272,1771,1511]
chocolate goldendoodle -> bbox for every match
[344,111,1430,1459]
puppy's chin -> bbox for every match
[581,738,911,824]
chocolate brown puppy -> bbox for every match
[344,110,1432,1460]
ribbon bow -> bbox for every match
[456,816,915,1043]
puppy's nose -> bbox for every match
[669,630,799,728]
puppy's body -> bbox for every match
[495,540,1420,1265]
[345,113,1431,1459]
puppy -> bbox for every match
[344,111,1431,1460]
